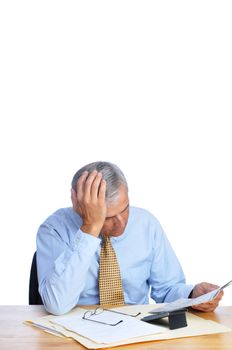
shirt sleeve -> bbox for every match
[148,220,193,303]
[36,223,101,315]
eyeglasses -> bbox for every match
[82,307,141,326]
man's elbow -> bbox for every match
[44,302,71,316]
[40,288,74,315]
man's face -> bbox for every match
[101,185,129,237]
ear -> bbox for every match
[71,188,76,202]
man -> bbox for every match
[36,161,223,315]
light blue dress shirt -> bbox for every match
[36,206,193,315]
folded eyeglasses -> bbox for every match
[82,307,141,326]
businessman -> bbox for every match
[36,161,223,315]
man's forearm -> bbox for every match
[37,229,100,315]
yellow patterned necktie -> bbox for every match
[99,237,125,306]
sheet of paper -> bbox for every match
[51,308,166,344]
[150,279,232,314]
[218,279,232,293]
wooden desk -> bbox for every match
[0,305,231,349]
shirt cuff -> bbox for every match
[164,283,195,302]
[183,284,194,299]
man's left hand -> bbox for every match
[190,282,224,312]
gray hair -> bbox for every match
[71,161,128,203]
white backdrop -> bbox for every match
[0,1,231,306]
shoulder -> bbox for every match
[128,206,164,235]
[129,206,160,225]
[126,207,167,248]
[37,207,82,244]
[39,207,82,231]
[43,207,73,222]
[130,207,167,247]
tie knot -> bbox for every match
[102,236,110,244]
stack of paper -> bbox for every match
[50,308,165,343]
[26,304,231,349]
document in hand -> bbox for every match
[150,279,232,314]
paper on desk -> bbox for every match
[26,304,232,349]
[151,279,232,314]
[51,308,165,344]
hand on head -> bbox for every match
[190,282,224,312]
[71,170,107,237]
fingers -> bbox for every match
[74,171,107,236]
[84,171,98,201]
[98,179,106,204]
[205,283,220,292]
[191,290,224,312]
[192,305,214,312]
[76,171,89,201]
[76,170,106,203]
[214,290,224,302]
[191,282,221,299]
[91,172,104,202]
[191,299,220,312]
